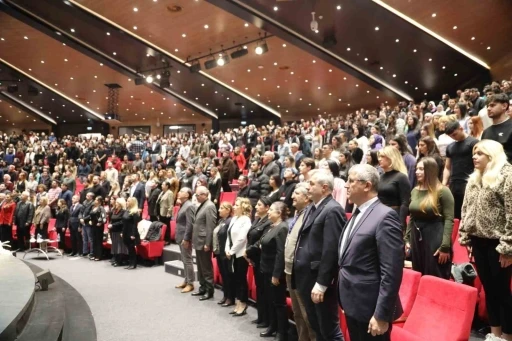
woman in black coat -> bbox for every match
[213,202,234,306]
[89,196,106,261]
[108,197,127,267]
[244,197,272,328]
[55,199,69,251]
[208,167,222,207]
[122,197,141,269]
[259,201,289,340]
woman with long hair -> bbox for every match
[259,201,289,339]
[33,196,51,239]
[454,102,469,132]
[213,202,234,306]
[365,151,384,175]
[405,157,454,279]
[123,197,141,269]
[312,147,322,168]
[0,193,16,244]
[389,134,417,187]
[208,167,222,206]
[225,197,252,316]
[108,181,121,198]
[338,151,355,181]
[417,136,444,181]
[89,196,106,261]
[267,175,282,203]
[468,116,484,140]
[377,146,412,230]
[108,197,128,267]
[405,115,420,155]
[244,197,272,327]
[55,198,70,252]
[459,140,512,341]
[15,172,28,193]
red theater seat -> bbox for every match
[394,269,421,327]
[173,206,180,219]
[137,224,167,263]
[247,265,256,301]
[170,220,176,241]
[338,308,351,341]
[451,219,470,264]
[346,212,352,220]
[391,275,477,341]
[212,252,220,283]
[220,192,237,205]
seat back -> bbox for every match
[137,220,152,240]
[160,224,167,242]
[220,192,237,205]
[451,218,460,244]
[173,205,180,219]
[403,275,477,341]
[346,212,352,220]
[396,269,421,321]
[451,219,470,264]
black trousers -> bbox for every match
[449,181,467,220]
[56,227,67,250]
[196,249,214,294]
[69,223,82,255]
[471,237,512,334]
[159,216,171,242]
[234,256,249,303]
[262,272,288,335]
[0,224,12,244]
[254,264,267,324]
[125,241,137,267]
[16,224,29,250]
[217,254,236,301]
[221,179,232,192]
[299,285,343,341]
[35,223,48,239]
[149,215,158,223]
[345,315,390,341]
[92,226,104,259]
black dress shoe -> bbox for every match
[260,329,277,337]
[199,293,213,301]
[221,301,235,307]
[251,319,261,324]
[257,323,269,329]
[191,291,206,297]
[125,265,135,269]
[217,298,227,305]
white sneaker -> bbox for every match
[485,333,506,341]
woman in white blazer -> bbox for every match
[225,197,252,316]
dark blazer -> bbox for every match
[175,200,196,244]
[338,199,404,323]
[292,195,346,293]
[55,208,69,228]
[147,187,162,217]
[122,211,141,245]
[260,222,288,278]
[215,216,232,256]
[131,182,146,210]
[69,203,83,228]
[14,200,34,229]
[109,208,125,233]
[191,200,217,250]
[245,215,271,265]
[208,177,222,204]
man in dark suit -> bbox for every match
[292,170,346,341]
[68,195,83,256]
[176,187,196,293]
[189,186,217,301]
[149,138,162,163]
[147,181,161,222]
[338,164,404,341]
[129,173,145,211]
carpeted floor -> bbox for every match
[23,254,262,341]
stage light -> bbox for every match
[134,77,144,85]
[231,48,248,59]
[156,74,162,80]
[205,59,217,70]
[189,62,201,73]
[217,53,229,66]
[146,75,154,83]
[255,42,268,55]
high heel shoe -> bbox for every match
[233,306,248,317]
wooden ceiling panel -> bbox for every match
[0,12,204,125]
[76,0,398,119]
[0,98,48,127]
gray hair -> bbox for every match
[294,183,310,197]
[309,169,334,192]
[348,164,380,192]
[179,187,193,199]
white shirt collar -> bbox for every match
[355,196,379,214]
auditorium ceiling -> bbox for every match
[0,0,509,132]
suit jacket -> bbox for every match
[150,142,161,155]
[69,203,83,227]
[337,199,404,323]
[191,200,217,250]
[292,195,346,293]
[260,221,288,278]
[130,182,145,210]
[157,190,174,218]
[147,187,162,217]
[175,200,196,244]
[262,161,280,178]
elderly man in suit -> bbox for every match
[261,151,280,178]
[147,181,161,222]
[188,185,217,301]
[14,191,35,251]
[68,195,83,256]
[129,173,145,211]
[338,165,404,341]
[292,170,346,341]
[175,187,196,293]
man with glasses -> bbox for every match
[442,121,478,219]
[190,186,217,301]
[338,165,404,341]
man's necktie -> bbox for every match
[340,208,361,256]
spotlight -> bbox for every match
[7,84,18,93]
[159,70,171,88]
[146,75,154,83]
[134,77,145,85]
[255,42,268,55]
[231,48,248,59]
[217,53,229,66]
[156,74,162,80]
[189,62,201,73]
[204,59,217,70]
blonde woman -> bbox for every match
[225,197,252,316]
[122,197,141,269]
[33,196,51,239]
[108,181,121,198]
[108,197,127,267]
[378,146,412,230]
[459,140,512,341]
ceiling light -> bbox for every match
[336,5,341,10]
[146,75,154,83]
[347,47,351,51]
[442,66,446,69]
[290,71,294,75]
[453,26,457,29]
[133,7,138,12]
[413,49,417,53]
[182,33,186,38]
[216,53,229,66]
[273,6,278,11]
[317,87,321,89]
[432,13,436,17]
[329,69,332,72]
[471,37,475,40]
[393,74,396,77]
[312,60,316,63]
[24,36,28,40]
[255,42,269,55]
[263,78,266,81]
[395,39,399,43]
[454,73,458,76]
[380,66,384,70]
[156,74,161,79]
[282,44,287,47]
[133,26,137,30]
[247,69,251,72]
[113,52,117,55]
[204,25,209,29]
[356,84,359,87]
[64,58,68,62]
[487,46,491,50]
[244,23,249,27]
[1,38,4,41]
[94,75,98,78]
[343,77,347,80]
[70,28,75,33]
[375,27,379,31]
[405,81,408,84]
[305,80,308,82]
[70,77,74,80]
[41,60,45,63]
[415,87,418,90]
[274,62,278,66]
[106,32,110,35]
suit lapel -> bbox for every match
[340,200,380,263]
[300,196,332,234]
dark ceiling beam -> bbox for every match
[0,0,218,120]
[206,0,413,101]
[0,92,57,125]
